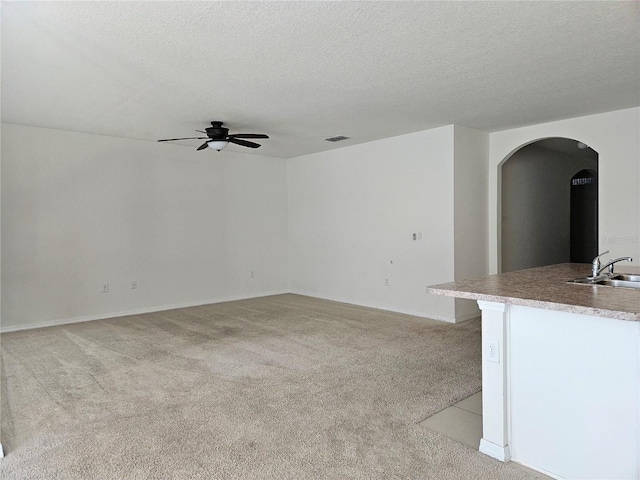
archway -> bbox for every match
[500,138,598,272]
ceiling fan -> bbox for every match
[157,121,269,151]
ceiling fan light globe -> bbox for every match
[207,140,229,151]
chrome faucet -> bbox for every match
[598,256,633,275]
[591,250,633,278]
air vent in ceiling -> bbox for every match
[325,135,350,142]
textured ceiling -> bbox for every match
[2,1,639,159]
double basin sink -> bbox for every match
[570,273,640,289]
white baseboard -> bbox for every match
[479,439,511,462]
[1,290,479,333]
[0,290,288,333]
[453,310,482,323]
[289,290,461,323]
[510,459,562,479]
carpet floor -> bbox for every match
[1,294,545,479]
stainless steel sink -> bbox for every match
[596,278,640,289]
[570,277,599,285]
[569,273,640,289]
[614,274,640,282]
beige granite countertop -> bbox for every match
[426,263,640,322]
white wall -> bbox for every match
[288,126,461,322]
[453,125,489,319]
[6,108,634,331]
[1,124,289,331]
[490,108,640,273]
[501,144,597,272]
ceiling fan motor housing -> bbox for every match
[205,121,229,139]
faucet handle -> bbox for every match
[592,251,610,265]
[591,251,610,278]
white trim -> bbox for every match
[511,459,563,480]
[479,439,511,462]
[0,442,4,458]
[1,290,469,332]
[414,313,457,323]
[453,310,482,323]
[290,289,460,323]
[0,290,288,333]
[506,305,513,468]
[477,300,509,313]
[477,300,511,463]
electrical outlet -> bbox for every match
[250,271,255,279]
[102,283,109,294]
[486,339,500,363]
[412,233,417,240]
[131,281,137,290]
[385,278,390,287]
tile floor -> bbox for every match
[419,391,483,449]
[420,392,553,478]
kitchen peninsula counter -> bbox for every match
[426,263,640,480]
[426,263,640,321]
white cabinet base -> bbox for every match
[477,301,640,480]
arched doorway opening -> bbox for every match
[501,138,598,272]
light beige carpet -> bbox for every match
[1,294,544,479]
